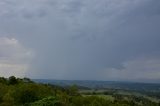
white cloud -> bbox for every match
[0,37,34,77]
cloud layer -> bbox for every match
[0,0,160,82]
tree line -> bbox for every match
[0,76,159,106]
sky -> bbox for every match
[0,0,160,83]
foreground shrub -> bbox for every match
[30,96,62,106]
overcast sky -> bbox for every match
[0,0,160,83]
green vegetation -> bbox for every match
[0,76,160,106]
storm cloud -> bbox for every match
[0,0,160,82]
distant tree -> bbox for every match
[23,77,33,83]
[91,99,102,106]
[129,100,135,106]
[8,76,18,85]
[68,84,79,96]
[0,77,7,84]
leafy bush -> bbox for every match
[30,96,61,106]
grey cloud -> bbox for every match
[0,0,160,82]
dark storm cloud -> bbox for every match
[0,0,160,82]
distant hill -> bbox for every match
[33,79,160,91]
